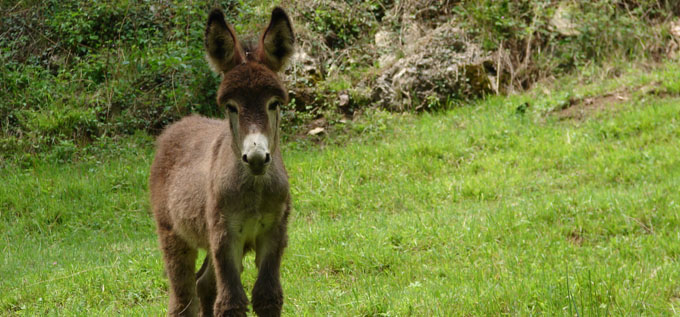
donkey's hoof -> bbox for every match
[214,299,248,317]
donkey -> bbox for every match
[149,7,294,317]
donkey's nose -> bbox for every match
[242,132,271,175]
[242,150,271,175]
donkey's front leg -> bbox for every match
[252,222,288,317]
[208,215,249,316]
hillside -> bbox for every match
[1,0,678,161]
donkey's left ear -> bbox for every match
[258,7,295,72]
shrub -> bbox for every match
[0,0,675,158]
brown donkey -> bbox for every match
[149,7,294,317]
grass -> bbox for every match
[1,60,680,315]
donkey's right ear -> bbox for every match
[205,8,243,73]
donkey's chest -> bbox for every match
[229,181,283,212]
[226,191,283,254]
[236,211,274,246]
[223,176,288,218]
[228,190,281,226]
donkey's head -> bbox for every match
[205,7,294,176]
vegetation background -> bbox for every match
[1,0,680,315]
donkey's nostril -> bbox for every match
[264,153,271,164]
[242,154,248,163]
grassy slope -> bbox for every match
[1,61,680,315]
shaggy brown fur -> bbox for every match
[149,7,294,317]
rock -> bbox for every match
[403,19,424,55]
[307,127,325,135]
[338,93,350,107]
[375,29,398,67]
[371,20,494,110]
[378,54,397,68]
[550,3,580,36]
[290,48,318,77]
[671,19,680,39]
[375,30,396,50]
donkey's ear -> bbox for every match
[258,7,295,72]
[205,8,243,73]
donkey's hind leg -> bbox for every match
[159,229,199,316]
[196,255,216,317]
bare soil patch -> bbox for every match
[555,91,631,121]
[567,230,584,246]
[552,81,678,121]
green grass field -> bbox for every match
[2,61,680,315]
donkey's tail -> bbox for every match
[196,254,210,280]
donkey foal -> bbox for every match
[149,7,295,317]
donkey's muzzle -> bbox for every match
[242,133,271,175]
[242,151,271,175]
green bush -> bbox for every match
[0,0,232,156]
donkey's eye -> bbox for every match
[227,104,238,114]
[269,101,282,111]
